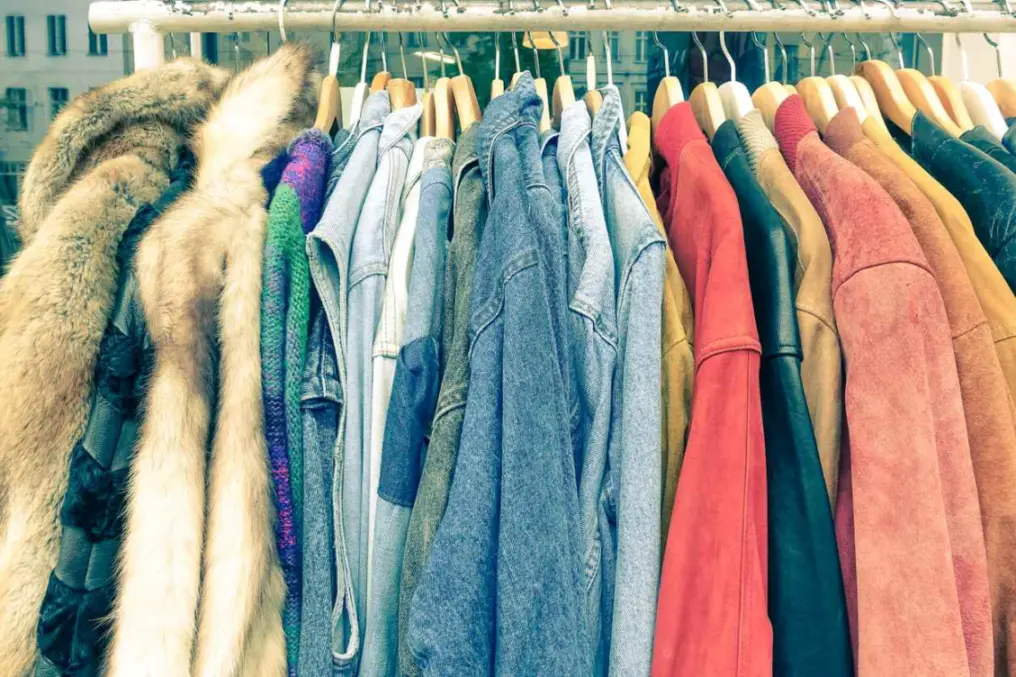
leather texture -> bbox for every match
[909,112,1016,293]
[713,120,852,677]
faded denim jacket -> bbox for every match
[360,138,454,677]
[407,74,589,676]
[343,100,422,671]
[592,85,664,677]
[397,124,485,677]
[304,92,390,675]
[558,100,619,676]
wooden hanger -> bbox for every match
[347,31,375,128]
[795,33,838,133]
[437,33,481,132]
[855,58,917,135]
[523,32,552,133]
[583,44,601,117]
[716,31,754,120]
[371,71,391,93]
[850,74,889,132]
[753,82,788,131]
[930,76,974,131]
[386,34,418,111]
[966,34,1009,138]
[689,31,726,139]
[432,77,455,139]
[824,34,868,124]
[650,31,684,132]
[547,32,576,130]
[988,79,1016,118]
[421,89,436,136]
[896,33,963,137]
[314,6,345,134]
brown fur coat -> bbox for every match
[0,58,228,677]
[106,43,318,677]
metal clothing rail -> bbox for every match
[90,0,1016,70]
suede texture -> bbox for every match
[652,102,771,677]
[775,95,977,676]
[826,108,997,677]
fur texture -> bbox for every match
[106,43,318,677]
[0,59,227,677]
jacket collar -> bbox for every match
[773,94,819,175]
[653,101,705,173]
[19,58,230,243]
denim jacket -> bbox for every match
[397,124,485,677]
[344,101,422,669]
[304,91,390,674]
[592,85,664,677]
[558,100,618,675]
[407,74,589,676]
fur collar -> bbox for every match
[108,43,317,677]
[18,57,229,243]
[0,59,228,676]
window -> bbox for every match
[5,16,25,57]
[88,28,108,56]
[635,31,649,63]
[47,15,67,56]
[634,89,648,113]
[5,88,28,132]
[569,33,586,61]
[609,31,620,62]
[50,87,69,119]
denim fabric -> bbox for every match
[344,101,422,672]
[1004,118,1016,156]
[558,100,618,676]
[304,91,390,674]
[397,124,486,677]
[962,125,1016,175]
[592,85,664,677]
[407,73,589,676]
[366,131,428,614]
[360,140,453,677]
[299,306,340,677]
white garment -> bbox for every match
[365,136,432,602]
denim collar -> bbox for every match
[379,102,423,153]
[558,100,592,176]
[359,91,391,136]
[591,85,626,194]
[711,119,744,171]
[424,137,455,172]
[475,72,542,202]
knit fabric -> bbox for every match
[261,128,331,675]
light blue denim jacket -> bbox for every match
[359,139,454,677]
[304,92,390,675]
[343,100,422,673]
[407,74,589,677]
[592,85,664,677]
[558,100,619,676]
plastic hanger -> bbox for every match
[525,31,552,133]
[689,31,726,139]
[385,33,418,111]
[717,29,755,120]
[854,3,917,135]
[985,32,1016,117]
[441,32,482,131]
[347,31,373,128]
[753,32,789,130]
[491,33,506,100]
[314,0,346,133]
[796,32,840,133]
[652,30,684,132]
[826,32,868,123]
[584,32,603,116]
[950,32,1006,139]
[748,31,784,126]
[417,45,437,136]
[894,32,964,136]
[549,30,576,129]
[980,33,1016,129]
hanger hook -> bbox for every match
[511,31,521,74]
[886,32,904,68]
[841,33,856,69]
[525,31,542,79]
[396,33,408,79]
[278,0,288,42]
[379,30,388,72]
[773,32,788,84]
[359,31,372,83]
[799,32,816,76]
[440,32,464,75]
[494,32,501,81]
[168,32,177,60]
[820,32,836,75]
[327,0,346,77]
[547,30,566,75]
[692,31,709,83]
[232,32,240,72]
[857,33,872,60]
[852,0,872,18]
[752,32,770,83]
[653,31,671,79]
[601,31,614,85]
[913,33,935,74]
[984,33,1004,78]
[713,0,734,15]
[793,0,819,16]
[719,30,736,82]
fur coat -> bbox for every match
[106,43,318,677]
[0,58,228,677]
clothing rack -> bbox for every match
[90,0,1016,70]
